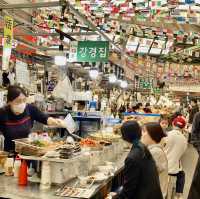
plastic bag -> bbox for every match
[52,76,74,105]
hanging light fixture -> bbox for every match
[54,55,67,66]
[89,68,99,79]
[120,80,128,88]
[109,67,117,83]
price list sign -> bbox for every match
[69,41,109,62]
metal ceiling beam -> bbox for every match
[0,31,98,36]
[66,1,123,53]
[0,1,60,10]
[0,10,47,35]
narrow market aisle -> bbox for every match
[182,145,198,199]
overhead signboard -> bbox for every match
[69,41,109,62]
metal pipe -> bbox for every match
[0,1,60,10]
[1,10,47,35]
[0,31,98,36]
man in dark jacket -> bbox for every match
[189,99,199,124]
[112,121,163,199]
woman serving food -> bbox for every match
[0,85,64,152]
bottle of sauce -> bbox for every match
[18,160,28,186]
[13,156,21,178]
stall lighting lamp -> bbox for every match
[120,80,128,88]
[109,74,117,83]
[89,69,99,79]
[54,55,67,65]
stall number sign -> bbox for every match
[2,16,13,70]
[69,41,109,62]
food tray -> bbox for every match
[13,138,58,157]
[80,138,103,151]
[55,186,93,198]
[89,133,121,142]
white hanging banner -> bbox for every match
[16,60,30,86]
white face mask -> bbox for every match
[11,103,26,114]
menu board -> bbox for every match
[126,36,140,52]
[127,37,173,55]
[137,38,152,53]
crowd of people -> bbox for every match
[108,99,200,199]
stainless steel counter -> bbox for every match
[0,152,128,199]
[0,176,60,199]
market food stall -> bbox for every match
[0,0,200,198]
[0,131,127,199]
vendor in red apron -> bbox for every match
[0,85,63,152]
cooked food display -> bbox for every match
[80,138,112,148]
[80,138,99,147]
[90,132,121,141]
[55,186,90,198]
[58,143,81,159]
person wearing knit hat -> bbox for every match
[172,116,186,129]
[141,122,168,199]
[164,116,188,199]
[111,121,163,199]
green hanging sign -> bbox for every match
[69,41,109,62]
[153,88,161,93]
[139,79,152,89]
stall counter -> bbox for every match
[0,152,128,199]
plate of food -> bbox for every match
[88,172,108,183]
[80,138,103,151]
[55,186,92,198]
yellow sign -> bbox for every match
[2,16,13,70]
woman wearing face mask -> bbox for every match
[0,85,63,152]
[109,121,163,199]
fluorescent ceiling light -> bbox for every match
[49,46,59,49]
[54,55,67,65]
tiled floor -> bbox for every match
[182,145,198,199]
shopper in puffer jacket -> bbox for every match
[110,121,163,199]
[141,122,168,198]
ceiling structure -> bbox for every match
[0,0,200,86]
